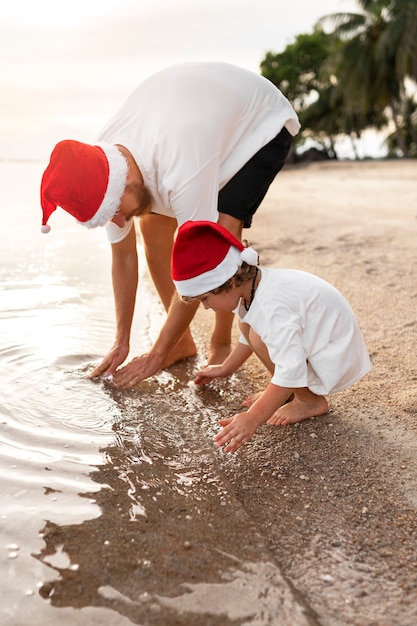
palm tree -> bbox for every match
[382,0,417,150]
[319,0,416,156]
[383,0,417,81]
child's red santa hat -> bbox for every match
[172,220,259,297]
[40,140,128,233]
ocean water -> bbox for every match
[0,161,309,626]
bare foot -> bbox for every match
[206,343,231,366]
[162,333,197,369]
[267,395,328,426]
[242,391,262,407]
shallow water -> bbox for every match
[0,162,313,625]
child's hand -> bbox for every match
[194,364,225,386]
[213,412,260,453]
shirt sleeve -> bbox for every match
[265,324,309,388]
[104,220,134,244]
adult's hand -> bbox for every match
[110,352,166,388]
[88,342,130,380]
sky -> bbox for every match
[0,0,362,161]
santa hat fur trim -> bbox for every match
[84,143,128,228]
[172,220,259,297]
[40,140,128,233]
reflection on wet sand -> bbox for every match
[1,162,311,624]
[33,366,315,626]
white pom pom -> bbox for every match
[41,224,51,234]
[240,246,258,266]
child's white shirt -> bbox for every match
[238,267,371,395]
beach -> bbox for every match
[1,158,417,625]
[221,158,417,624]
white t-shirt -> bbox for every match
[238,268,372,396]
[98,62,300,243]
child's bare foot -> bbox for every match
[242,391,262,407]
[267,395,328,426]
[162,333,197,368]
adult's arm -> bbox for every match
[111,293,199,387]
[89,224,138,378]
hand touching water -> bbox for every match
[88,342,130,380]
[110,352,165,388]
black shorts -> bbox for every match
[217,125,293,228]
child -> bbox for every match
[171,220,372,453]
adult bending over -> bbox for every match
[40,62,300,387]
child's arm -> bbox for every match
[194,342,253,385]
[214,382,292,453]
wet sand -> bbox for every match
[2,159,417,625]
[203,158,417,625]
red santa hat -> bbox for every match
[172,220,259,297]
[40,140,128,233]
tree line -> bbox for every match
[260,0,417,159]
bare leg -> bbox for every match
[267,388,329,425]
[139,214,196,364]
[240,325,326,421]
[239,323,277,404]
[207,310,235,364]
[217,213,243,241]
[205,214,245,364]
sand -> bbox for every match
[204,158,417,625]
[20,159,417,626]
